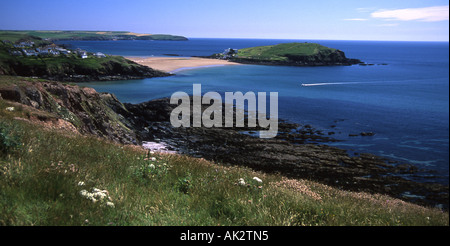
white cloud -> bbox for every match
[371,5,449,22]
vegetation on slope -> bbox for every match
[212,42,362,66]
[0,40,170,81]
[237,42,338,62]
[0,30,188,41]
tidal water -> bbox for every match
[63,38,449,185]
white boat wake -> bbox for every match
[301,82,364,87]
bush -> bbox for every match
[0,122,21,154]
[176,172,192,194]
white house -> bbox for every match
[94,52,106,58]
[22,49,38,56]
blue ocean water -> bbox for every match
[65,38,449,184]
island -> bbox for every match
[207,42,362,66]
[0,31,172,81]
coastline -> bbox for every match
[1,75,448,211]
[126,56,241,73]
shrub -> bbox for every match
[176,172,192,194]
[0,121,21,154]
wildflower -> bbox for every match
[238,178,246,186]
[149,164,155,169]
[5,107,14,112]
[77,181,85,186]
[92,188,102,193]
[151,157,157,161]
[79,187,112,206]
[253,177,263,183]
[106,202,115,208]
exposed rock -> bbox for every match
[1,79,137,144]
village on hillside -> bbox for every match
[2,39,107,59]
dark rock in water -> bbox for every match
[360,132,375,136]
[349,133,359,137]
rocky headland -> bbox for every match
[206,42,362,67]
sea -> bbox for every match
[58,38,449,185]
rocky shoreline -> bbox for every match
[123,98,448,210]
[225,56,362,67]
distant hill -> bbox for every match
[0,32,171,82]
[0,30,188,41]
[211,42,362,66]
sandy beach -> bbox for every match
[126,56,240,73]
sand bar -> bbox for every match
[126,56,241,73]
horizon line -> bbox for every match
[1,29,448,42]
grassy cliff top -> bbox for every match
[0,30,188,41]
[237,42,338,61]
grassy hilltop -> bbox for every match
[237,42,338,61]
[0,30,188,41]
[0,32,170,81]
[212,42,362,66]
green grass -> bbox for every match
[237,43,337,61]
[0,30,187,41]
[0,44,143,77]
[0,105,448,226]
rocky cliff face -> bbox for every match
[0,78,137,144]
[230,49,361,66]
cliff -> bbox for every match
[0,76,137,144]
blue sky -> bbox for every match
[0,0,448,41]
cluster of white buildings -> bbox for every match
[4,40,106,59]
[221,48,238,59]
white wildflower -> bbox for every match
[149,164,155,169]
[5,107,14,112]
[77,181,85,186]
[95,192,107,199]
[106,202,115,208]
[253,177,263,183]
[92,188,102,193]
[238,178,246,186]
[151,157,157,161]
[79,187,112,204]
